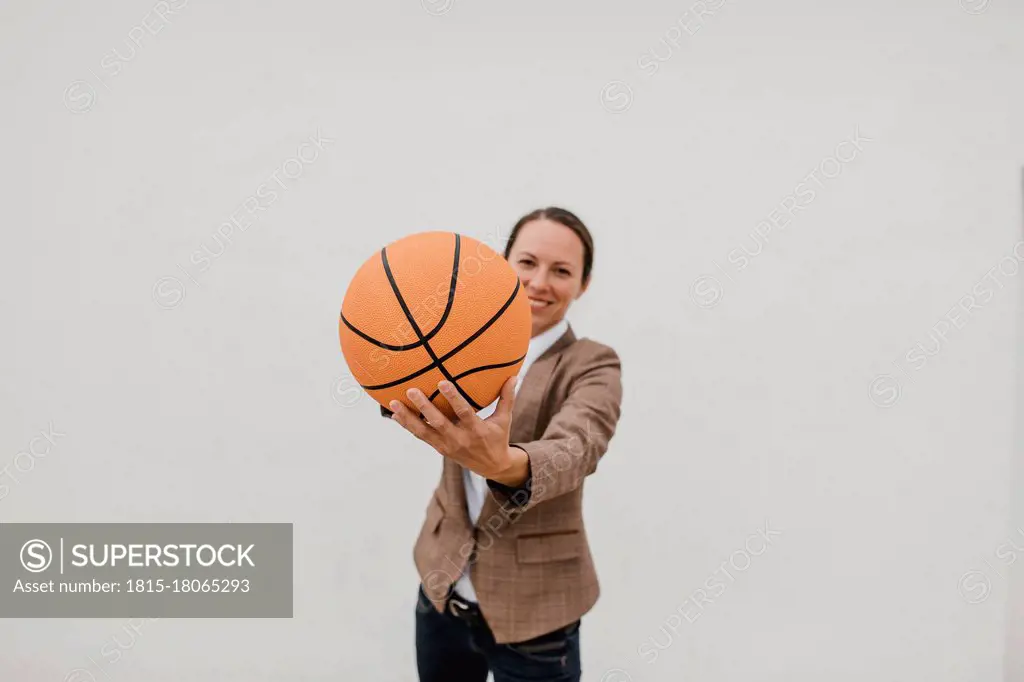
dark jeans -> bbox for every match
[415,585,581,682]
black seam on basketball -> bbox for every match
[360,277,522,392]
[339,235,461,351]
[380,234,483,411]
[340,312,422,352]
[426,354,526,402]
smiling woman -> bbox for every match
[504,208,594,338]
[387,207,624,682]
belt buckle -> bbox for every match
[448,595,478,624]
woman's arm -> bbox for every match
[385,342,622,512]
[490,343,623,513]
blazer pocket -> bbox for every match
[516,530,581,564]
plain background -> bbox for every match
[2,0,1024,680]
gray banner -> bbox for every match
[0,523,292,617]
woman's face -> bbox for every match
[507,218,589,337]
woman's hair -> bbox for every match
[503,207,595,285]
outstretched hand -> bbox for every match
[388,376,529,486]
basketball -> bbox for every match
[339,231,532,420]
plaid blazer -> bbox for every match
[411,325,624,644]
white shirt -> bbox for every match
[453,318,570,603]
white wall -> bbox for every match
[1007,172,1024,682]
[2,0,1023,680]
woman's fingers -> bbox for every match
[405,388,454,434]
[389,400,443,447]
[492,375,519,422]
[438,381,478,423]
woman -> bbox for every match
[387,207,624,681]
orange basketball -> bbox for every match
[339,231,532,420]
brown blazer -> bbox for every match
[412,324,624,644]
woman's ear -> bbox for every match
[577,276,590,298]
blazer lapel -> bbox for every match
[474,325,577,528]
[443,456,467,518]
[509,324,576,444]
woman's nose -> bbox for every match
[527,269,550,291]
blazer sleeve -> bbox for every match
[491,343,623,512]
